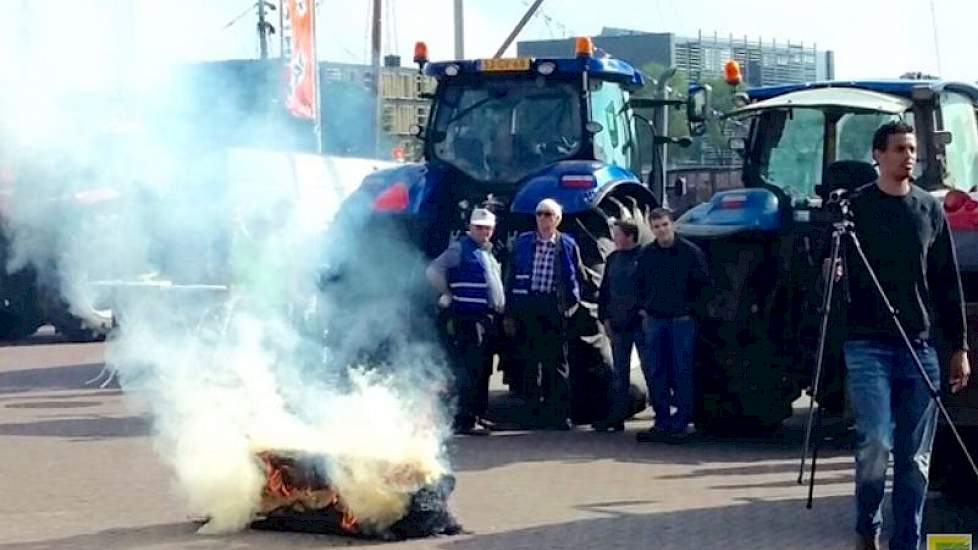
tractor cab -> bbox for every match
[420,50,644,195]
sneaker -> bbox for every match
[591,420,625,432]
[855,532,880,550]
[636,428,670,443]
[455,425,491,436]
[476,417,499,431]
[552,418,574,431]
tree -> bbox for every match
[633,63,745,166]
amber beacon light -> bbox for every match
[723,59,743,86]
[575,36,594,57]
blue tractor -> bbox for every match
[322,40,690,424]
[676,77,978,494]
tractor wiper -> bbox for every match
[446,96,495,125]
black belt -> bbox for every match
[649,313,692,321]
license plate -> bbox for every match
[480,57,531,72]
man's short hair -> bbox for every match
[536,198,563,217]
[649,207,673,221]
[614,219,639,242]
[872,121,915,152]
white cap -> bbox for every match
[470,208,496,226]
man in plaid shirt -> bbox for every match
[504,198,586,430]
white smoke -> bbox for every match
[1,0,453,534]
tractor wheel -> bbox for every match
[694,339,796,437]
[560,194,651,424]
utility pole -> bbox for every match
[454,0,464,59]
[257,0,269,59]
[654,67,676,208]
[494,0,544,58]
[370,0,383,158]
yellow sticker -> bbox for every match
[480,58,531,72]
[927,534,973,550]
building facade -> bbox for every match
[518,27,834,87]
[321,60,435,158]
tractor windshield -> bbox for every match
[751,108,909,201]
[429,78,582,183]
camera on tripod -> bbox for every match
[823,188,854,226]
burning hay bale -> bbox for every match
[240,450,461,540]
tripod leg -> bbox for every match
[845,231,978,483]
[807,402,822,508]
[799,229,843,487]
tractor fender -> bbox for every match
[675,188,783,238]
[349,162,446,216]
[509,160,647,215]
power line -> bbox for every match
[516,0,573,39]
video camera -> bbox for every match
[809,188,855,227]
[824,188,854,226]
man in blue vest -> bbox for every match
[504,198,586,430]
[427,208,505,436]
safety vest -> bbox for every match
[447,236,493,316]
[508,232,580,305]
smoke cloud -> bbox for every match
[1,1,452,534]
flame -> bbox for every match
[256,451,360,533]
[340,512,358,531]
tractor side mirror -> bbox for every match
[687,83,712,124]
[627,98,656,111]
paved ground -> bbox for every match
[0,332,974,550]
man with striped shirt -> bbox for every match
[504,198,586,430]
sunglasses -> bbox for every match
[536,211,556,217]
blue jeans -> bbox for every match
[643,316,696,432]
[844,339,940,550]
[606,324,646,423]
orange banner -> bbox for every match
[284,0,317,120]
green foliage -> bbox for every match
[633,63,746,165]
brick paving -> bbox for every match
[0,337,974,550]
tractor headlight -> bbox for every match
[537,61,556,76]
[444,64,460,76]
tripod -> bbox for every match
[797,197,978,509]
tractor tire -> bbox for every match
[695,339,796,436]
[560,194,651,425]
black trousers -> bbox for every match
[447,314,495,428]
[515,293,572,424]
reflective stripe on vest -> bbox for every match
[446,236,492,315]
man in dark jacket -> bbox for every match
[594,219,644,432]
[636,208,709,443]
[427,208,505,436]
[504,198,586,430]
[840,121,970,550]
